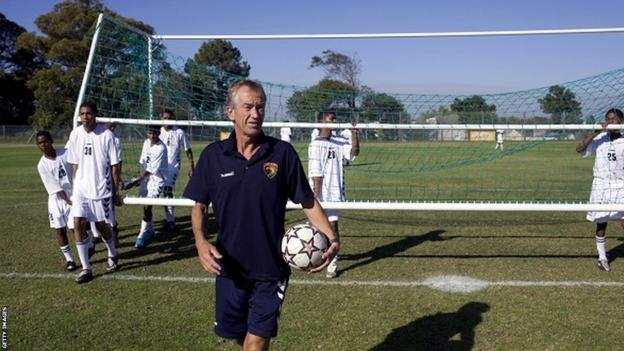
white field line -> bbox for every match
[2,272,624,291]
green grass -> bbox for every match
[2,142,624,350]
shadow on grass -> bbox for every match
[339,230,446,274]
[94,214,219,272]
[369,302,490,351]
[608,237,624,263]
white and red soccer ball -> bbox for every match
[281,224,329,271]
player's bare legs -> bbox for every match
[326,221,339,278]
[242,333,270,351]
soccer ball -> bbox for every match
[281,224,329,271]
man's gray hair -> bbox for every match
[227,80,266,108]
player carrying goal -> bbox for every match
[576,108,624,272]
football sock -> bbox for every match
[596,236,607,260]
[60,245,74,262]
[76,237,92,271]
[103,238,118,257]
[138,220,152,238]
[165,206,175,223]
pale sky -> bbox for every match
[4,0,624,95]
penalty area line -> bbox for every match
[2,272,624,291]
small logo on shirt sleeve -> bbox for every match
[263,162,278,179]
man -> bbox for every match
[159,109,194,234]
[280,120,292,143]
[35,130,77,272]
[308,111,359,278]
[184,80,339,351]
[495,130,504,151]
[576,108,624,272]
[66,101,122,283]
[135,125,168,249]
[106,122,121,242]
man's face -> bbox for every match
[606,112,622,125]
[227,85,265,138]
[36,135,53,154]
[80,106,96,131]
[162,112,173,128]
[322,113,337,132]
[147,130,159,143]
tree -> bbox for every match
[16,0,154,128]
[286,79,356,122]
[450,95,497,124]
[360,90,409,140]
[0,13,44,124]
[309,50,361,108]
[182,39,251,119]
[538,85,582,124]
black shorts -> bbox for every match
[215,275,289,339]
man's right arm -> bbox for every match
[576,130,602,154]
[191,202,222,275]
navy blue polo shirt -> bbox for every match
[183,131,314,280]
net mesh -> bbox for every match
[80,16,624,205]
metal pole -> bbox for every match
[148,36,154,120]
[74,13,105,127]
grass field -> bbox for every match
[2,141,624,350]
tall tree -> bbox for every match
[537,85,582,124]
[183,39,251,118]
[16,0,154,128]
[360,90,408,140]
[309,50,361,108]
[450,95,497,124]
[286,79,356,122]
[0,13,43,124]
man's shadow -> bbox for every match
[339,230,447,274]
[608,237,624,263]
[370,302,490,351]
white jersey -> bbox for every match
[139,139,168,183]
[280,127,292,143]
[37,148,73,199]
[340,129,353,143]
[159,126,190,169]
[583,132,624,180]
[496,132,504,143]
[66,124,120,200]
[308,136,354,202]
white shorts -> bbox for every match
[140,176,164,198]
[586,178,624,223]
[48,195,73,229]
[165,165,180,189]
[71,196,113,223]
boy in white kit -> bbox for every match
[576,108,624,272]
[134,125,168,248]
[36,130,77,272]
[66,101,122,284]
[159,109,194,234]
[308,111,359,278]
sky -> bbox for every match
[4,0,624,95]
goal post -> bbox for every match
[76,14,624,211]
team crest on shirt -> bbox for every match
[263,162,278,179]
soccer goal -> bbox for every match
[75,13,624,211]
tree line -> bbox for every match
[1,0,584,129]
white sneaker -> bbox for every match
[597,259,610,272]
[326,256,338,278]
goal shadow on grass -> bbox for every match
[101,215,218,272]
[369,302,490,351]
[339,230,447,274]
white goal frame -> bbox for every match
[75,13,624,211]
